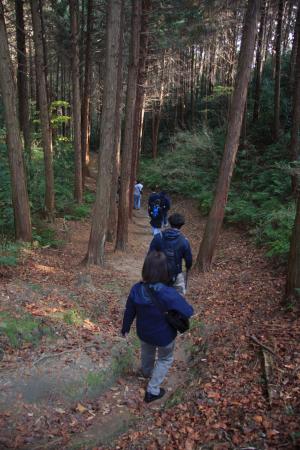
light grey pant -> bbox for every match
[140,340,175,395]
[173,272,186,295]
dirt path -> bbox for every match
[0,188,299,449]
[0,198,196,449]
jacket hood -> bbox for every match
[163,228,181,241]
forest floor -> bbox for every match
[0,177,299,449]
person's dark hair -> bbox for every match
[142,251,170,284]
[168,213,185,229]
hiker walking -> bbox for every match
[160,191,171,228]
[148,213,192,295]
[134,180,143,210]
[121,251,193,403]
[148,187,163,235]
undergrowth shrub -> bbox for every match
[1,141,94,244]
[0,240,24,266]
[140,128,294,262]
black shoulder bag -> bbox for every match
[145,285,189,334]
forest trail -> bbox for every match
[0,183,299,449]
[0,188,199,449]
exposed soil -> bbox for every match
[0,182,299,449]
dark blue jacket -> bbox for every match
[148,192,161,208]
[148,192,163,228]
[149,229,193,275]
[160,192,171,212]
[121,282,194,346]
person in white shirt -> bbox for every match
[134,180,143,209]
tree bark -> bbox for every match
[290,0,299,97]
[195,0,261,272]
[81,0,93,186]
[15,0,31,152]
[115,0,141,251]
[152,53,165,159]
[69,0,83,203]
[285,189,300,302]
[0,1,32,241]
[30,0,55,218]
[290,1,300,192]
[128,0,150,217]
[253,0,266,122]
[86,0,123,265]
[274,0,284,141]
[190,45,195,128]
[107,1,124,243]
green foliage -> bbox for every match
[1,136,94,249]
[50,100,71,131]
[140,127,294,261]
[63,309,84,326]
[140,129,219,204]
[0,240,23,266]
[64,203,92,221]
[32,226,65,248]
[0,144,14,236]
[0,311,52,348]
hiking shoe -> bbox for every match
[144,388,165,403]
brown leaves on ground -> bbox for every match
[0,194,299,449]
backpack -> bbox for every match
[162,233,184,282]
[150,199,162,219]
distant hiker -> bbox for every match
[148,187,163,235]
[148,186,160,208]
[148,213,192,295]
[121,251,193,403]
[160,191,171,228]
[134,180,143,210]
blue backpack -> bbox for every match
[150,199,162,218]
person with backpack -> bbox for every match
[160,191,171,228]
[148,213,192,294]
[121,251,194,403]
[148,188,163,235]
[134,180,143,210]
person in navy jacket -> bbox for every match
[159,191,171,228]
[121,251,193,403]
[148,213,192,295]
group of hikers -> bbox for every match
[121,183,194,403]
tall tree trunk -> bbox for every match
[107,1,124,243]
[290,1,300,192]
[128,0,150,217]
[152,53,165,159]
[86,0,123,265]
[282,0,293,52]
[15,0,31,152]
[115,0,141,251]
[69,0,83,203]
[0,1,32,241]
[39,0,49,103]
[81,0,93,186]
[274,0,284,141]
[29,36,35,102]
[30,0,55,218]
[179,51,185,128]
[208,41,217,95]
[190,45,195,128]
[290,0,299,93]
[253,0,266,122]
[285,189,300,302]
[195,0,261,272]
